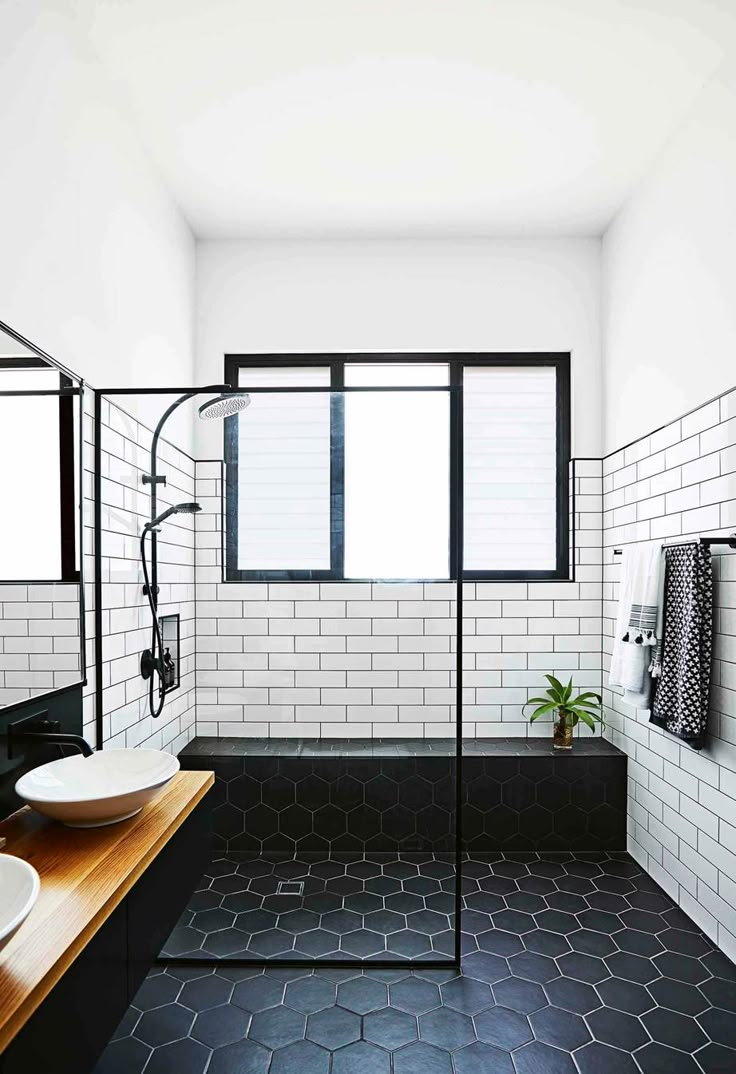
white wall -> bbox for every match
[194,238,602,458]
[602,66,736,453]
[0,1,195,440]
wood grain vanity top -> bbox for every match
[0,769,213,1051]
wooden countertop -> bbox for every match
[0,770,213,1052]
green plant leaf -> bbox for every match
[568,705,603,722]
[525,702,558,721]
[573,692,602,705]
[572,705,604,718]
[576,710,599,731]
[545,674,565,698]
[563,676,573,702]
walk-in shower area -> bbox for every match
[96,363,472,967]
[93,356,623,971]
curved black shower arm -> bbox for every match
[143,384,230,609]
[144,383,231,489]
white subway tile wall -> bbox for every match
[193,458,603,740]
[86,396,196,755]
[603,387,736,962]
[0,583,80,705]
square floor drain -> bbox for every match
[277,881,304,896]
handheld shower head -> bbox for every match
[145,502,201,531]
[198,393,250,421]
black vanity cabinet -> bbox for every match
[0,780,212,1074]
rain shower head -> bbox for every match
[145,502,201,530]
[198,393,250,421]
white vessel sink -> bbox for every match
[0,854,40,951]
[15,749,180,827]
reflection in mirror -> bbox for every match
[0,323,84,709]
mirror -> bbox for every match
[0,321,85,709]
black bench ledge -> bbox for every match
[178,736,627,855]
[180,735,623,758]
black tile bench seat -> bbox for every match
[179,737,627,856]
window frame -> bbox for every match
[224,353,570,583]
[0,357,79,584]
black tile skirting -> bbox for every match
[179,738,627,856]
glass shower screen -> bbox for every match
[166,379,462,968]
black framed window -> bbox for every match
[0,358,78,583]
[224,354,570,582]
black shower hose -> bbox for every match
[140,528,166,719]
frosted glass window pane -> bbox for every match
[464,366,557,571]
[345,363,449,386]
[236,367,331,571]
[0,369,61,579]
[344,388,450,579]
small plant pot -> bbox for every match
[553,717,573,751]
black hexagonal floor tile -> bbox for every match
[635,1042,702,1073]
[393,1040,453,1074]
[94,1036,151,1074]
[440,976,494,1015]
[545,976,601,1015]
[133,973,182,1011]
[332,1040,391,1074]
[698,1006,736,1049]
[270,1039,330,1074]
[508,950,560,984]
[336,976,388,1015]
[363,1007,418,1049]
[178,975,232,1012]
[284,976,336,1014]
[516,1040,579,1073]
[493,976,548,1014]
[461,951,510,984]
[452,1041,514,1074]
[135,1004,194,1048]
[524,929,571,957]
[144,1037,210,1074]
[207,1039,270,1074]
[248,1005,306,1049]
[585,1006,650,1051]
[475,1006,533,1049]
[530,1004,592,1050]
[574,1041,639,1074]
[596,975,653,1015]
[390,976,442,1014]
[231,975,284,1012]
[190,1004,249,1048]
[306,1006,361,1050]
[97,851,736,1074]
[419,1007,475,1051]
[642,1007,708,1053]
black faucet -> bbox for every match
[6,714,93,761]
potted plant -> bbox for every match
[523,675,604,750]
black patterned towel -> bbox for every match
[651,543,713,749]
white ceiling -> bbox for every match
[66,0,735,237]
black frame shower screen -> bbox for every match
[94,382,463,970]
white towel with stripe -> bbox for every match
[609,542,665,708]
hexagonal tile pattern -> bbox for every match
[96,853,736,1074]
